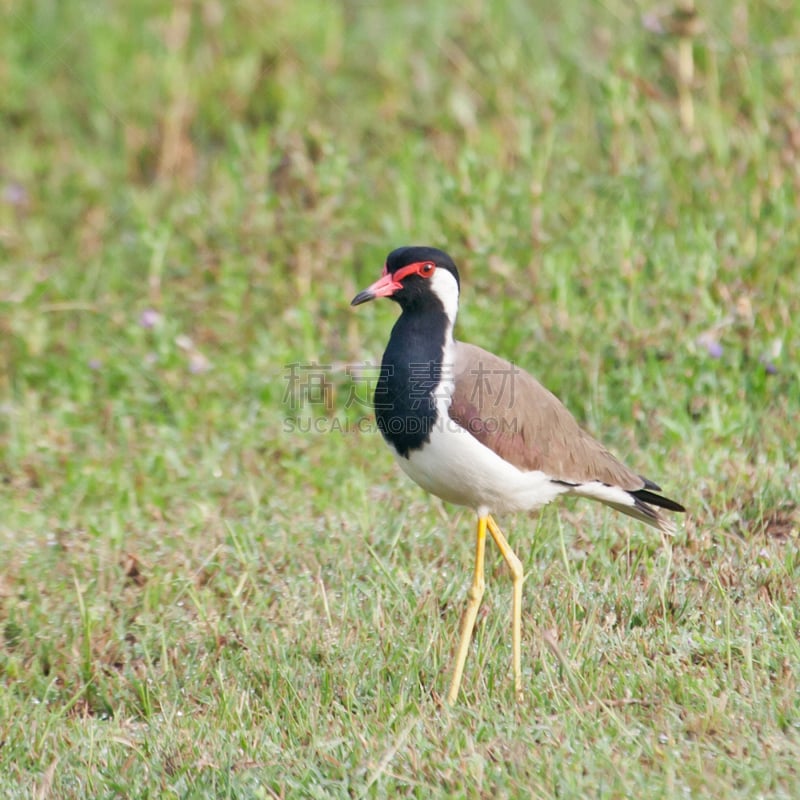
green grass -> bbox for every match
[1,0,799,796]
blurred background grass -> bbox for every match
[1,0,799,797]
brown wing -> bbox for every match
[448,341,647,490]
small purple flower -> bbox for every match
[2,183,28,208]
[641,12,664,34]
[696,331,723,359]
[188,351,211,374]
[761,339,782,375]
[88,358,102,371]
[139,309,161,329]
[760,358,778,375]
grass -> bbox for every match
[1,0,799,796]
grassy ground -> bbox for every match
[2,0,799,796]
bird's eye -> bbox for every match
[420,262,435,277]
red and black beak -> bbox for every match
[350,268,401,306]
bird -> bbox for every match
[350,246,685,704]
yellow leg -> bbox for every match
[447,515,487,704]
[486,515,524,700]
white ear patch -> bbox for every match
[430,267,460,326]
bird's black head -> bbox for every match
[351,246,461,313]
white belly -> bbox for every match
[391,409,567,514]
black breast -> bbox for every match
[375,308,449,458]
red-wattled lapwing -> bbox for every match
[351,246,685,704]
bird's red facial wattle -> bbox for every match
[351,261,436,306]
